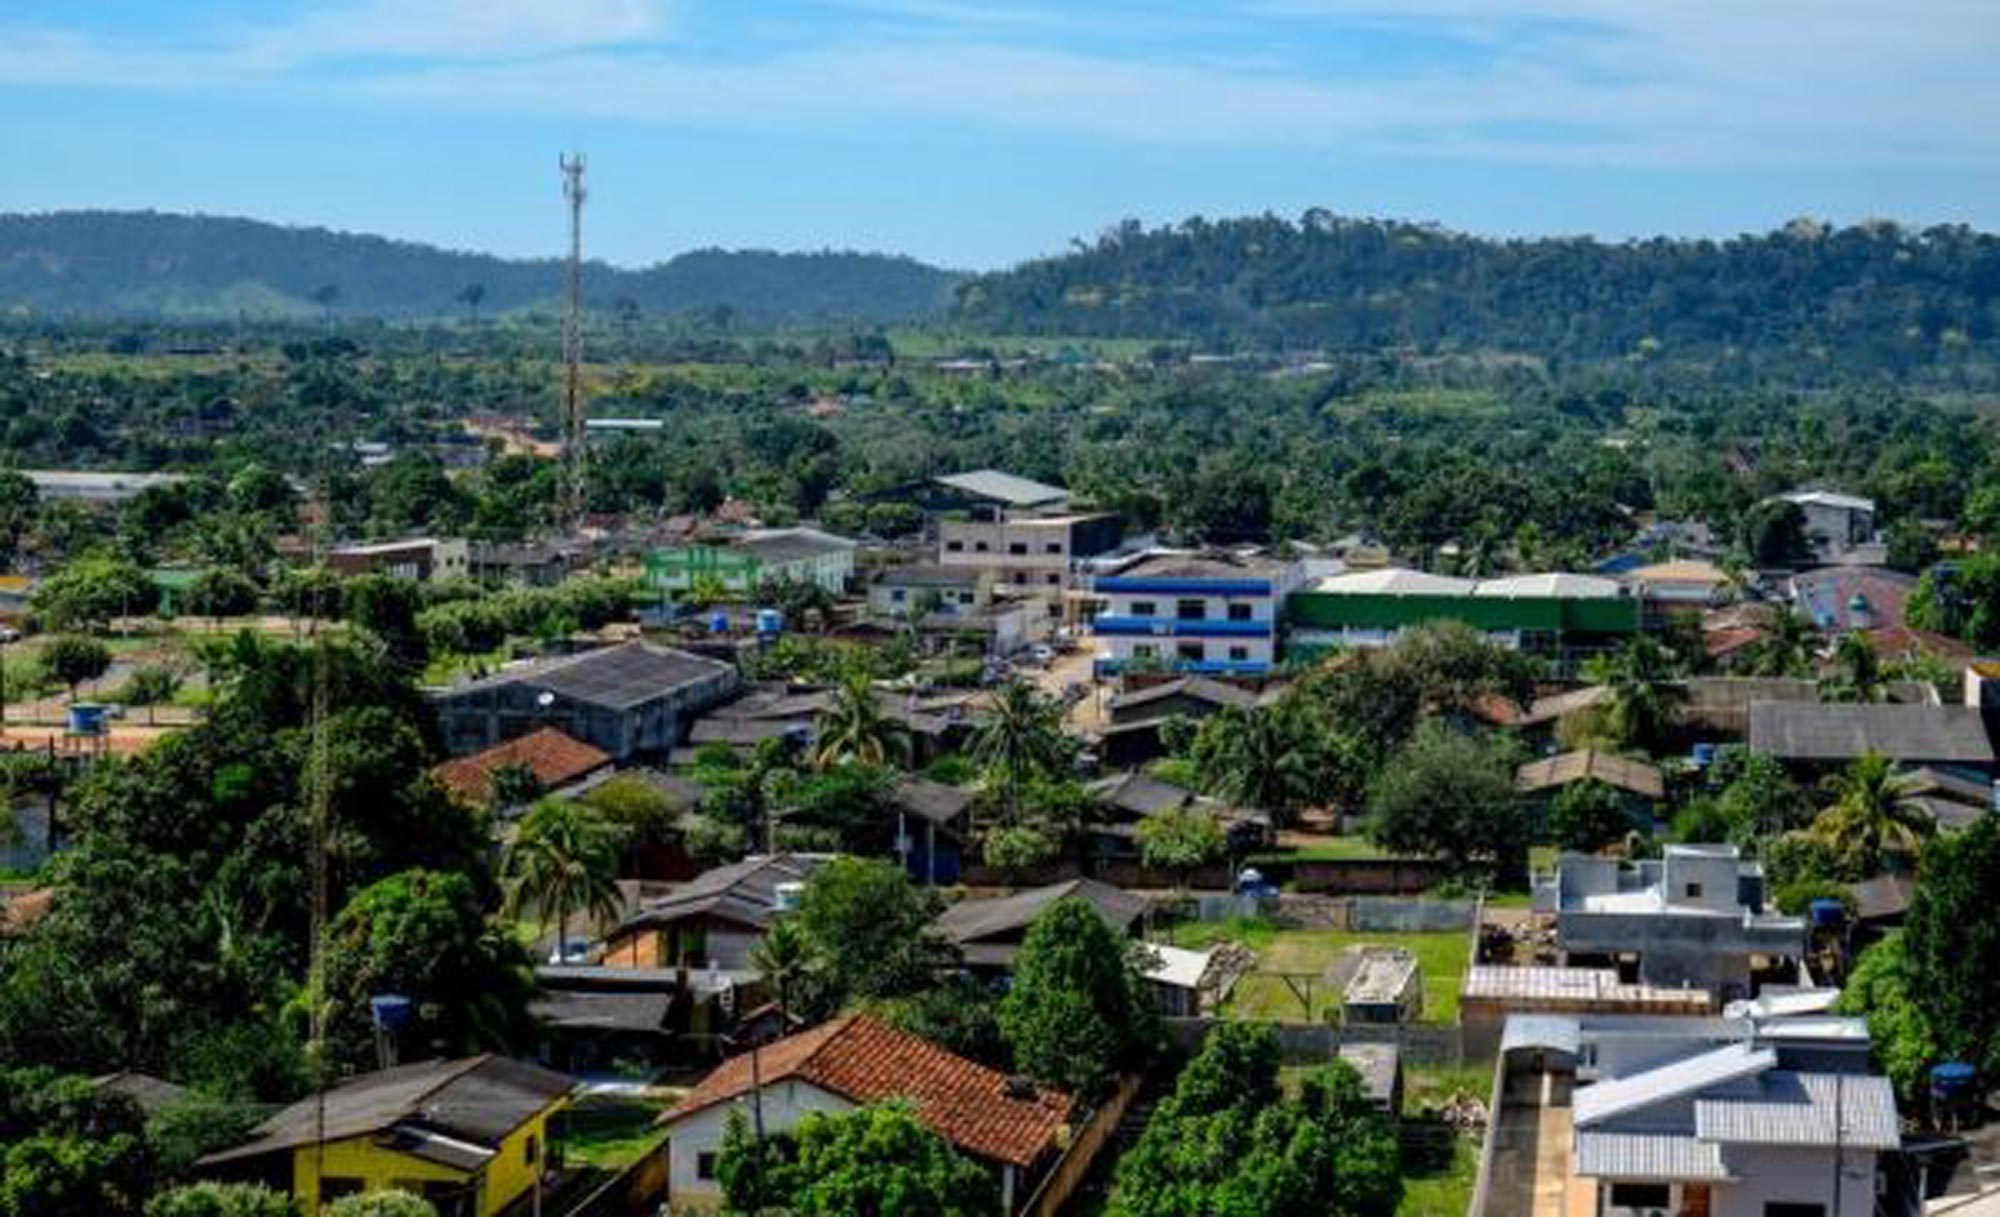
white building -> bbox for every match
[1087,552,1304,677]
[1778,490,1877,562]
[661,1014,1073,1212]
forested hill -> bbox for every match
[953,213,2000,373]
[0,211,963,324]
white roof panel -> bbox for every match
[1574,1131,1734,1182]
[1574,1042,1776,1128]
[1311,567,1475,596]
[1695,1073,1900,1150]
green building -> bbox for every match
[1287,569,1640,666]
[644,528,855,598]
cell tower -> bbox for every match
[559,153,588,529]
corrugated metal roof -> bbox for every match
[1474,573,1623,599]
[1574,1042,1775,1127]
[1695,1072,1900,1150]
[933,469,1069,507]
[1500,1014,1582,1056]
[1748,703,1996,765]
[1312,567,1475,596]
[1516,749,1665,799]
[1574,1131,1734,1181]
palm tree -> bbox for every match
[502,800,625,963]
[1753,609,1819,678]
[1583,635,1687,752]
[812,672,907,770]
[971,680,1070,822]
[1198,704,1317,823]
[1820,633,1886,704]
[1814,752,1933,872]
[749,916,815,1032]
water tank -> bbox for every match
[1808,898,1847,929]
[369,994,415,1031]
[1848,592,1873,631]
[755,608,784,636]
[1692,743,1717,768]
[708,609,730,634]
[1932,1062,1978,1102]
[773,881,805,913]
[66,704,107,737]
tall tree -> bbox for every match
[811,672,906,770]
[997,898,1155,1102]
[1812,752,1932,873]
[1583,635,1687,753]
[970,680,1071,822]
[501,800,625,962]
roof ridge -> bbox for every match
[405,1053,496,1120]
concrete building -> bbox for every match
[1620,560,1732,617]
[598,854,827,971]
[1479,1013,1891,1217]
[645,528,856,596]
[328,537,470,582]
[1287,569,1639,667]
[661,1015,1073,1212]
[1535,845,1806,1001]
[22,470,188,504]
[1089,552,1304,677]
[1342,948,1422,1025]
[1460,966,1712,1059]
[1778,489,1878,562]
[938,512,1125,595]
[431,641,740,762]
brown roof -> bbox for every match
[1515,749,1666,800]
[664,1015,1072,1167]
[433,728,612,803]
[0,887,53,936]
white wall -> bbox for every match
[666,1081,858,1204]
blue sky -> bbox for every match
[4,0,1999,269]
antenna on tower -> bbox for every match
[559,152,588,530]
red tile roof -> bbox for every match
[432,728,612,803]
[664,1015,1072,1167]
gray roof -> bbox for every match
[689,716,811,747]
[1575,1131,1733,1182]
[530,989,674,1034]
[934,469,1069,507]
[1695,1072,1900,1150]
[1089,772,1200,819]
[617,854,826,935]
[1337,1043,1401,1108]
[1574,1042,1776,1127]
[932,879,1149,953]
[1903,766,1994,807]
[1106,677,1260,715]
[1748,703,1996,765]
[734,527,854,564]
[1500,1014,1583,1057]
[450,642,735,712]
[873,563,982,589]
[888,775,975,825]
[200,1056,572,1166]
[91,1072,190,1115]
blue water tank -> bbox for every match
[369,994,415,1031]
[1808,898,1847,928]
[1932,1062,1978,1101]
[67,704,106,736]
[1692,743,1717,768]
[755,609,784,636]
[708,609,730,634]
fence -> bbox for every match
[560,1141,669,1217]
[1019,1073,1144,1217]
[1161,1017,1469,1069]
[1184,894,1478,934]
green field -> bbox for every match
[1396,1134,1481,1217]
[558,1095,671,1172]
[1166,918,1474,1024]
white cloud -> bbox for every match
[247,0,670,62]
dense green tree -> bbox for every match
[971,681,1072,820]
[1582,635,1687,753]
[795,857,946,1004]
[718,1101,994,1217]
[1836,933,1939,1098]
[1897,817,2000,1078]
[998,898,1156,1102]
[1812,753,1932,874]
[146,1183,298,1217]
[1135,805,1227,891]
[1366,721,1527,881]
[1548,779,1635,853]
[37,635,111,703]
[812,673,907,770]
[0,1067,151,1217]
[322,1193,436,1217]
[1741,499,1813,567]
[184,568,261,621]
[319,869,536,1073]
[31,557,157,632]
[1819,633,1887,703]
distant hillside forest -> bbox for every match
[954,213,2000,379]
[0,211,964,325]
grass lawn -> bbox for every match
[558,1096,670,1172]
[1397,1134,1481,1217]
[1165,919,1474,1024]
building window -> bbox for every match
[974,541,990,553]
[890,589,906,603]
[697,1152,719,1180]
[1684,882,1703,899]
[1133,645,1157,660]
[1044,542,1062,554]
[1177,642,1204,662]
[1763,1206,1826,1217]
[321,1179,367,1203]
[525,1133,539,1165]
[945,540,964,553]
[957,592,975,605]
[1176,599,1207,621]
[1228,646,1250,662]
[1608,1183,1671,1210]
[1009,542,1028,555]
[1046,573,1060,585]
[1227,603,1254,621]
[1130,601,1157,617]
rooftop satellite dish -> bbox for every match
[536,690,556,709]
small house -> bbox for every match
[1341,948,1421,1026]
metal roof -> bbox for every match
[933,469,1069,507]
[617,854,828,935]
[932,879,1148,950]
[1312,567,1475,596]
[1500,1014,1582,1056]
[1516,750,1665,799]
[1574,1042,1776,1127]
[1748,702,1996,765]
[1695,1072,1900,1150]
[449,641,736,711]
[1575,1131,1734,1182]
[734,527,855,564]
[1781,489,1876,513]
[1473,573,1624,600]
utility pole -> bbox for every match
[559,153,589,531]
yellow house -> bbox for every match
[199,1056,573,1217]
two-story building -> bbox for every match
[645,527,856,597]
[328,537,471,582]
[1535,844,1806,1002]
[1088,552,1303,677]
[1777,489,1878,563]
[1286,568,1639,669]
